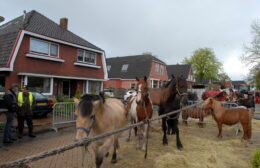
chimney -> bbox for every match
[60,17,68,29]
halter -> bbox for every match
[175,78,187,97]
[76,115,96,137]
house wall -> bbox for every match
[149,61,168,81]
[5,35,105,93]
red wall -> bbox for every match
[5,35,105,88]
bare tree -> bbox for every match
[242,20,260,65]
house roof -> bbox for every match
[0,10,102,67]
[106,54,166,79]
[166,64,192,79]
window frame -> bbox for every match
[77,49,97,65]
[130,83,136,89]
[29,38,59,58]
[23,76,53,95]
[155,63,159,74]
[107,65,111,71]
[160,65,164,75]
[121,64,129,71]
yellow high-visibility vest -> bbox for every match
[18,92,33,107]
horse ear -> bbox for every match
[99,91,105,103]
[73,98,80,105]
[144,76,147,81]
[136,77,139,81]
[171,74,175,79]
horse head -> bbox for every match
[135,76,149,104]
[203,97,214,110]
[74,93,105,140]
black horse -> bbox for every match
[158,75,187,150]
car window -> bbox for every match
[33,92,46,99]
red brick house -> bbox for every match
[166,64,196,88]
[104,54,168,89]
[0,10,107,97]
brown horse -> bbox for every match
[74,93,127,168]
[127,76,153,151]
[203,97,252,140]
[182,106,211,127]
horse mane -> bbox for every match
[161,78,176,102]
[78,94,104,117]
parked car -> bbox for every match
[32,92,53,117]
[103,89,114,97]
[0,91,53,117]
[124,90,136,101]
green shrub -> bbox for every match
[63,98,74,102]
[74,88,81,99]
[252,149,260,168]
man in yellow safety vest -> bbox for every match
[17,86,36,138]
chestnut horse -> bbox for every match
[203,97,252,140]
[74,93,127,168]
[127,76,153,151]
[149,75,187,150]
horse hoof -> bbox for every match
[178,146,183,151]
[163,142,168,146]
[126,138,130,142]
[111,159,117,164]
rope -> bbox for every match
[0,102,202,168]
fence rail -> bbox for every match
[0,102,200,168]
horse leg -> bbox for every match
[173,119,183,150]
[241,122,249,140]
[95,138,113,168]
[162,118,168,145]
[199,117,204,128]
[127,119,133,142]
[111,138,119,163]
[217,122,223,138]
[142,123,148,151]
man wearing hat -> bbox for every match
[17,86,36,138]
[3,83,19,144]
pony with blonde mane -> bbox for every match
[74,93,127,168]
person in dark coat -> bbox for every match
[3,83,19,144]
[17,86,36,138]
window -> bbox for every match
[160,65,164,75]
[131,83,136,89]
[107,65,111,71]
[77,49,96,64]
[86,81,102,94]
[153,80,159,88]
[0,76,5,92]
[121,64,129,71]
[30,38,59,57]
[155,63,159,73]
[27,77,51,94]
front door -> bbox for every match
[62,80,70,96]
[0,76,5,92]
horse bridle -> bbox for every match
[76,115,96,137]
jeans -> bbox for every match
[3,112,15,141]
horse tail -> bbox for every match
[248,110,252,139]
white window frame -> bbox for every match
[160,65,164,75]
[29,38,59,58]
[130,83,136,89]
[121,64,129,71]
[155,63,159,74]
[85,80,103,94]
[107,65,111,71]
[77,49,97,65]
[23,75,53,95]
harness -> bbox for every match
[76,115,96,137]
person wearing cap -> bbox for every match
[3,83,19,144]
[17,86,36,138]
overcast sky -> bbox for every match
[1,0,259,80]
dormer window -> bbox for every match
[121,64,129,71]
[30,38,59,57]
[107,65,111,71]
[77,49,96,64]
